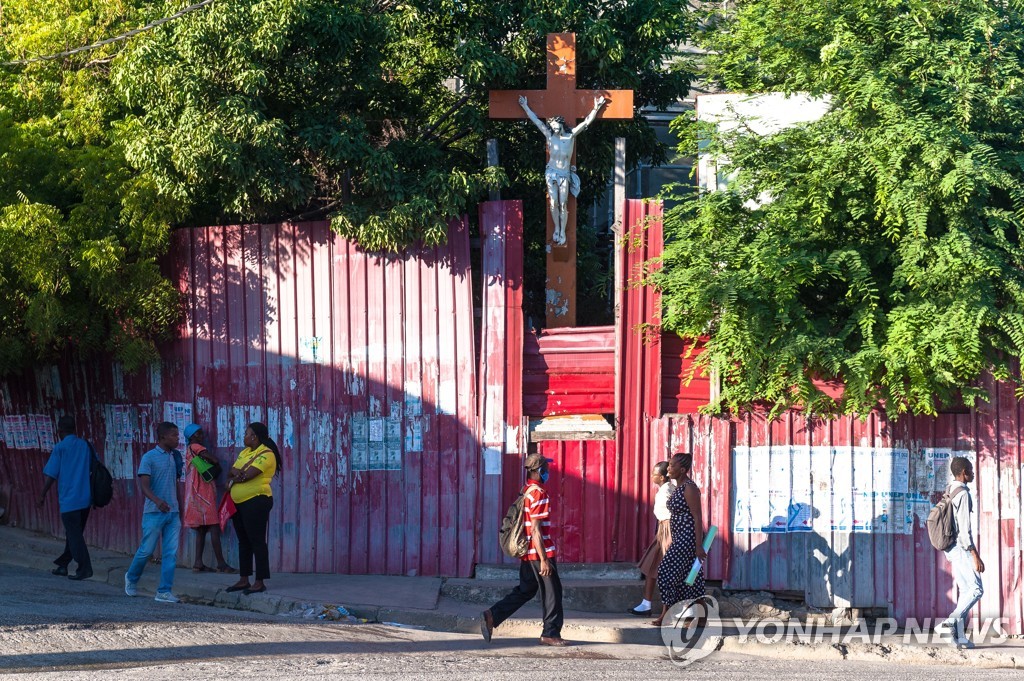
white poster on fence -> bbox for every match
[766,446,791,533]
[162,402,193,447]
[788,446,813,532]
[731,444,975,535]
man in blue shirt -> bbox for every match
[38,415,94,580]
[124,421,183,603]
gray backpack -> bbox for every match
[926,487,966,551]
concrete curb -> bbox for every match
[710,636,1024,669]
[441,578,643,613]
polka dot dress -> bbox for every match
[657,478,705,607]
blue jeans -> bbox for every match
[126,512,181,593]
[944,545,984,638]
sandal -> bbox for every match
[192,565,214,573]
[215,565,238,574]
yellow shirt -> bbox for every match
[229,444,276,503]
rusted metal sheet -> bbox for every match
[0,220,479,577]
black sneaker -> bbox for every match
[51,566,68,576]
[480,610,493,642]
[628,606,652,616]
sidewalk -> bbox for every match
[0,526,659,645]
[2,525,1023,668]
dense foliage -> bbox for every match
[658,0,1024,418]
[0,0,693,371]
[0,0,182,374]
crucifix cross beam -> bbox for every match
[489,32,633,328]
[489,34,634,122]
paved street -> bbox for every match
[2,564,1021,679]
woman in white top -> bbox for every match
[630,461,675,616]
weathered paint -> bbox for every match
[523,326,616,416]
[661,406,1023,630]
[477,200,526,565]
[0,220,479,577]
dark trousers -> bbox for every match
[232,495,273,580]
[489,558,563,638]
[55,507,92,575]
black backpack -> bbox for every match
[87,441,114,508]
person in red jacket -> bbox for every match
[480,451,567,646]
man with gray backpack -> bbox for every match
[927,455,985,649]
[480,451,566,646]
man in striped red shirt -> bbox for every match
[481,452,566,646]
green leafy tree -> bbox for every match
[0,0,183,374]
[112,0,695,321]
[658,0,1024,418]
[0,1,692,371]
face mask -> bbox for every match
[540,470,550,484]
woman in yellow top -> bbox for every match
[225,422,282,595]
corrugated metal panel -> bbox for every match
[661,334,711,415]
[538,439,620,562]
[657,401,1024,629]
[4,200,1023,636]
[477,200,525,565]
[614,199,664,565]
[523,326,615,416]
[0,219,479,577]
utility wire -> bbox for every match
[0,0,217,67]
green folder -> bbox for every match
[685,525,718,585]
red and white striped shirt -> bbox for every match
[523,483,556,561]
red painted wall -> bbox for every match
[0,220,479,577]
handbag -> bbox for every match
[218,493,237,531]
[218,448,263,529]
[189,444,222,483]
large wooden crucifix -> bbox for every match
[489,32,633,328]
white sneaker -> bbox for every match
[154,591,180,603]
[124,574,137,597]
[954,638,976,650]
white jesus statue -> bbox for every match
[519,94,606,246]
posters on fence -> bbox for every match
[0,414,57,451]
[162,401,194,447]
[732,446,976,535]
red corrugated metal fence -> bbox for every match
[0,220,479,577]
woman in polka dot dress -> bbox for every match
[653,453,706,626]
